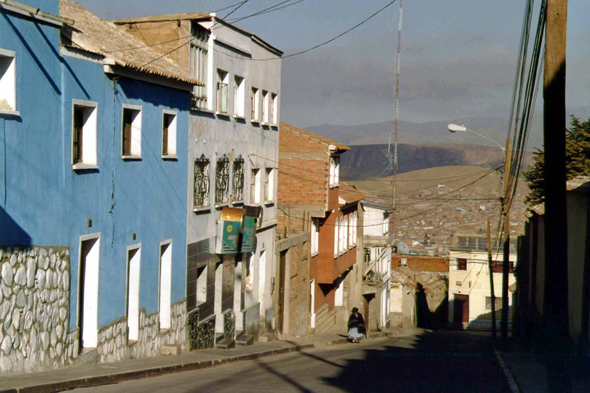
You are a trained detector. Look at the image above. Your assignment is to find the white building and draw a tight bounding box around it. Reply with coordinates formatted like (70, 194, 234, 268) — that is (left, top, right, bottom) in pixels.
(360, 201, 393, 330)
(115, 12, 282, 349)
(448, 233, 516, 330)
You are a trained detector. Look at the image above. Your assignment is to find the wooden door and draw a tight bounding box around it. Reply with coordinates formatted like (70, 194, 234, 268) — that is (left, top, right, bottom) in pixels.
(453, 294, 469, 323)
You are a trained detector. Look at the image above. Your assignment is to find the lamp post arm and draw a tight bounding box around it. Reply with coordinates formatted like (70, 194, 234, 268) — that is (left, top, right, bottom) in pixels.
(465, 128, 506, 158)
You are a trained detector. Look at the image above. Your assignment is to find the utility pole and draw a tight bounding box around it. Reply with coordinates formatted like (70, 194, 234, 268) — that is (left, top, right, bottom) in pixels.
(501, 140, 511, 339)
(543, 0, 569, 340)
(487, 216, 496, 340)
(544, 0, 570, 390)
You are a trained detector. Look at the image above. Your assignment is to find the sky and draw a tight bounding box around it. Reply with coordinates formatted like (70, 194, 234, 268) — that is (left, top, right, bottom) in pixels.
(77, 0, 590, 128)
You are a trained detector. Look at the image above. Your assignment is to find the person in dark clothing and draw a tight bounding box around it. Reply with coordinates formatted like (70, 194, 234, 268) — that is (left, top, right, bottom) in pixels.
(347, 307, 366, 343)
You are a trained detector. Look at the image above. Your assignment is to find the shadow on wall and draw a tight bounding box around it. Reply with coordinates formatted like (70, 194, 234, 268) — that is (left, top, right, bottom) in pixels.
(416, 282, 448, 329)
(0, 206, 31, 245)
(467, 306, 514, 331)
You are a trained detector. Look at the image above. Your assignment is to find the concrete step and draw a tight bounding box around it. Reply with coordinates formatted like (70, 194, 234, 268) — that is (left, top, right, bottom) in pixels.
(215, 339, 235, 350)
(259, 333, 274, 343)
(215, 333, 225, 344)
(236, 334, 254, 346)
(161, 344, 181, 356)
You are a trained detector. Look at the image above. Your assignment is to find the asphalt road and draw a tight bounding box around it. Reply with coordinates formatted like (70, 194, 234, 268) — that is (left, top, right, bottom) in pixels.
(72, 330, 510, 393)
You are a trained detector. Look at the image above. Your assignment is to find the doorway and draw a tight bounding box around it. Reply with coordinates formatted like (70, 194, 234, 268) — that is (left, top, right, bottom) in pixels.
(453, 294, 470, 326)
(79, 236, 100, 350)
(127, 246, 141, 342)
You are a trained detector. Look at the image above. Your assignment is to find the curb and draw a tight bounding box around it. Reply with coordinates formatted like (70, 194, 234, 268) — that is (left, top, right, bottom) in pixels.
(7, 344, 315, 393)
(493, 347, 520, 393)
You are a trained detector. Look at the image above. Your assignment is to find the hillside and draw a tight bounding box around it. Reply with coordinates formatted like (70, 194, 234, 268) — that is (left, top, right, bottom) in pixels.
(349, 166, 528, 255)
(341, 143, 526, 180)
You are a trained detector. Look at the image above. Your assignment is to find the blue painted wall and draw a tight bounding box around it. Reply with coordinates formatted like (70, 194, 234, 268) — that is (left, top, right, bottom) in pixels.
(1, 7, 189, 331)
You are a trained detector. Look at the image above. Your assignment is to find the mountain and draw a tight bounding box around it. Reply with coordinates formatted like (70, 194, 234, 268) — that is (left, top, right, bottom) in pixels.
(341, 143, 528, 180)
(307, 108, 590, 151)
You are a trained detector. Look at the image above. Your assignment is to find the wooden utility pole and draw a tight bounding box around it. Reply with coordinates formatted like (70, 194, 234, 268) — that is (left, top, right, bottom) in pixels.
(544, 0, 570, 390)
(487, 216, 497, 340)
(543, 0, 569, 341)
(501, 140, 511, 339)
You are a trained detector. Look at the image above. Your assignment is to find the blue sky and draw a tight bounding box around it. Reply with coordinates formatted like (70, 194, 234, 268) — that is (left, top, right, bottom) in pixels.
(77, 0, 590, 127)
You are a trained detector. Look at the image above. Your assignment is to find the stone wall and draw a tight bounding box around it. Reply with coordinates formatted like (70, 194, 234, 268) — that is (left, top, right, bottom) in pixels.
(0, 246, 73, 373)
(223, 310, 235, 341)
(196, 315, 215, 349)
(97, 300, 187, 363)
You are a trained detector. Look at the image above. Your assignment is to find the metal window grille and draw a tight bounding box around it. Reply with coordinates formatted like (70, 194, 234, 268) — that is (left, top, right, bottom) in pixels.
(194, 155, 210, 208)
(232, 156, 244, 201)
(216, 154, 230, 204)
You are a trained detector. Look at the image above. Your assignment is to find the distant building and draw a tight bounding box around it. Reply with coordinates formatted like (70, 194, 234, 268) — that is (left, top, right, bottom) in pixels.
(448, 233, 517, 330)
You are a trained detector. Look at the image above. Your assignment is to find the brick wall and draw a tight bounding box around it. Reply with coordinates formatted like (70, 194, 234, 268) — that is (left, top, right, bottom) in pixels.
(278, 157, 327, 207)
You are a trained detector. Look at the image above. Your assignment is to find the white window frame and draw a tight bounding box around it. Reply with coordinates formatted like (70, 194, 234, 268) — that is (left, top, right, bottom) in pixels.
(334, 216, 339, 258)
(72, 99, 98, 170)
(270, 93, 278, 125)
(162, 110, 177, 159)
(329, 155, 340, 187)
(348, 214, 354, 249)
(233, 75, 245, 118)
(383, 214, 389, 236)
(264, 167, 274, 203)
(216, 69, 229, 115)
(121, 103, 142, 159)
(251, 168, 261, 204)
(189, 22, 209, 109)
(311, 218, 319, 256)
(0, 48, 17, 116)
(261, 90, 269, 124)
(251, 87, 260, 123)
(343, 215, 349, 252)
(353, 212, 358, 246)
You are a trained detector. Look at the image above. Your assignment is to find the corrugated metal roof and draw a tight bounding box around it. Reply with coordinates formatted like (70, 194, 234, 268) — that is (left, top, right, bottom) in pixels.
(280, 122, 350, 152)
(60, 0, 202, 86)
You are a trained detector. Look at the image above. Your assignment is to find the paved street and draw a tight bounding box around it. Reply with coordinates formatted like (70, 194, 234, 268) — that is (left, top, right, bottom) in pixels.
(72, 330, 509, 393)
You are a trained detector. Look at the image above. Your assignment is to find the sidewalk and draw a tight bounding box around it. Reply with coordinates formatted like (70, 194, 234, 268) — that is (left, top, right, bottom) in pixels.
(0, 330, 403, 393)
(494, 339, 590, 393)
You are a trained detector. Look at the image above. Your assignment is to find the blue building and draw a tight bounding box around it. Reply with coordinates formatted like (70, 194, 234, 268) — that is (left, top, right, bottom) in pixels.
(0, 0, 199, 373)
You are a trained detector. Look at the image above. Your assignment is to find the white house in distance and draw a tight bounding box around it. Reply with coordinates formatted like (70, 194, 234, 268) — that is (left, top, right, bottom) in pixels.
(360, 199, 393, 331)
(448, 233, 517, 330)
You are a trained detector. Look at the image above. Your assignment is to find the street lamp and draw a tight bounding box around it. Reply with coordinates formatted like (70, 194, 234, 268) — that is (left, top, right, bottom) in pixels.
(446, 123, 511, 340)
(447, 124, 506, 157)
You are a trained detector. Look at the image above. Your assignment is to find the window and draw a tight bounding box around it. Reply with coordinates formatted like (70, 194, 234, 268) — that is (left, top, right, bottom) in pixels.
(264, 168, 274, 202)
(261, 90, 268, 124)
(190, 23, 209, 109)
(216, 69, 229, 114)
(491, 261, 515, 273)
(215, 154, 230, 205)
(194, 155, 210, 209)
(457, 258, 467, 271)
(311, 218, 319, 255)
(72, 100, 98, 169)
(349, 214, 354, 248)
(162, 111, 177, 158)
(196, 265, 207, 304)
(329, 155, 340, 186)
(270, 93, 278, 125)
(159, 241, 172, 330)
(342, 216, 348, 253)
(383, 214, 389, 235)
(232, 155, 245, 202)
(0, 48, 16, 114)
(334, 217, 339, 258)
(353, 212, 357, 245)
(122, 105, 142, 158)
(233, 76, 245, 117)
(251, 87, 259, 122)
(485, 296, 503, 311)
(251, 168, 261, 204)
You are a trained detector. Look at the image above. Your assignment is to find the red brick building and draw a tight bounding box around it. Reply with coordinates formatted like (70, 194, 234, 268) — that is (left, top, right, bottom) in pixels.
(278, 123, 364, 333)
